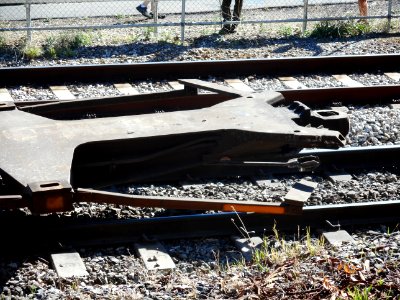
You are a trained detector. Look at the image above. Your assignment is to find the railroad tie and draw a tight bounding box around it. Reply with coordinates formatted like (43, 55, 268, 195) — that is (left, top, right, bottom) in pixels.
(113, 83, 140, 95)
(385, 73, 400, 108)
(0, 88, 14, 102)
(50, 85, 76, 100)
(225, 79, 254, 92)
(332, 75, 364, 87)
(323, 230, 355, 247)
(134, 241, 176, 271)
(168, 81, 184, 90)
(51, 252, 89, 278)
(278, 77, 307, 89)
(384, 72, 400, 82)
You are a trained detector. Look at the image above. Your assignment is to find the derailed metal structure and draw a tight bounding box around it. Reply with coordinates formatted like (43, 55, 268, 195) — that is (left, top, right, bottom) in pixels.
(0, 79, 349, 215)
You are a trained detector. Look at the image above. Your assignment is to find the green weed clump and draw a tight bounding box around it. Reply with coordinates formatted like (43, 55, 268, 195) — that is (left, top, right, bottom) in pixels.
(21, 45, 43, 60)
(309, 20, 371, 38)
(0, 35, 6, 50)
(252, 225, 325, 270)
(43, 32, 93, 58)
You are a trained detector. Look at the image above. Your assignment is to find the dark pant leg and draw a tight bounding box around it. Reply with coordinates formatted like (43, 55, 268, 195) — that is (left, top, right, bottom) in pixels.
(221, 0, 233, 21)
(233, 0, 243, 20)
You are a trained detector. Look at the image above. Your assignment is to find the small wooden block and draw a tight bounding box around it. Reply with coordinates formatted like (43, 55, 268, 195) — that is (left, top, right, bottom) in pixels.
(135, 241, 175, 271)
(0, 88, 14, 102)
(323, 230, 355, 246)
(332, 75, 364, 87)
(284, 179, 318, 206)
(232, 236, 263, 261)
(114, 83, 139, 95)
(278, 77, 307, 89)
(225, 79, 254, 92)
(50, 85, 76, 100)
(385, 72, 400, 82)
(168, 81, 184, 90)
(252, 175, 281, 187)
(326, 171, 353, 182)
(51, 252, 88, 278)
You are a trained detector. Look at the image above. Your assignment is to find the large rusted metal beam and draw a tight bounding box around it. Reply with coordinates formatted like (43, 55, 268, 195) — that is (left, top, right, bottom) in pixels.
(0, 80, 348, 214)
(75, 189, 302, 215)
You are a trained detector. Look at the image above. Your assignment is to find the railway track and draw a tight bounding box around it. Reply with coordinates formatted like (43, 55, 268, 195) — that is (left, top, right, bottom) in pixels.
(0, 54, 399, 106)
(1, 54, 400, 299)
(1, 53, 399, 213)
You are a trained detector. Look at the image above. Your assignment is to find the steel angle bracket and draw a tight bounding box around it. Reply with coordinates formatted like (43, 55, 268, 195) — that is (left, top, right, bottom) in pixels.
(0, 79, 348, 214)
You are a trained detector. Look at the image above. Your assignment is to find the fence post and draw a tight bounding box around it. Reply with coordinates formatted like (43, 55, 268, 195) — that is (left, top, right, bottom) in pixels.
(302, 0, 308, 34)
(387, 0, 392, 32)
(153, 0, 159, 38)
(181, 0, 186, 42)
(25, 0, 32, 42)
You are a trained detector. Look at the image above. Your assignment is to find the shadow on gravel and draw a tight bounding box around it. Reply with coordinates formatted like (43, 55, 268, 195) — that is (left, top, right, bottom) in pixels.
(1, 32, 400, 66)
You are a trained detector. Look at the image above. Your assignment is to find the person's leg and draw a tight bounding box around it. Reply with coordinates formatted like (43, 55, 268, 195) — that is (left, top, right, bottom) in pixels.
(221, 0, 233, 21)
(140, 0, 151, 8)
(233, 0, 243, 20)
(220, 0, 233, 33)
(230, 0, 243, 32)
(358, 0, 368, 17)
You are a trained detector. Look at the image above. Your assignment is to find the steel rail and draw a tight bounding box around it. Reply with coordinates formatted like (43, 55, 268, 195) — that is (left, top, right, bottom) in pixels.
(1, 200, 400, 255)
(12, 85, 400, 109)
(0, 54, 400, 86)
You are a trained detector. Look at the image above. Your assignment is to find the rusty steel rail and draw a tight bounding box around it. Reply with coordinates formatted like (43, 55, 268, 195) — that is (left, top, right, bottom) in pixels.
(0, 54, 400, 86)
(1, 200, 400, 255)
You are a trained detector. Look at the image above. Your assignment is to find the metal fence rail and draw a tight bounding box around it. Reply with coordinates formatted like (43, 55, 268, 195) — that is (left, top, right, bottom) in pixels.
(0, 0, 399, 41)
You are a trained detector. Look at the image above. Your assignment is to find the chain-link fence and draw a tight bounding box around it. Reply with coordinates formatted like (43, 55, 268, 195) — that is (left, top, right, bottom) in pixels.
(0, 0, 399, 41)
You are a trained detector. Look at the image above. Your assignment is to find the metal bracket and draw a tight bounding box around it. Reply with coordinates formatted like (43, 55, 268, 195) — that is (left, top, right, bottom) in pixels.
(0, 101, 15, 111)
(28, 181, 73, 214)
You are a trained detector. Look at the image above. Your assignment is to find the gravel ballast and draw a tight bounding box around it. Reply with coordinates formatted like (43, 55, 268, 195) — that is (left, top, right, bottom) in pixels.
(1, 10, 400, 300)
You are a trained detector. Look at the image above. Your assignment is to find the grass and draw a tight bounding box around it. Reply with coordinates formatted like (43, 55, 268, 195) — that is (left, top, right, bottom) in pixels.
(0, 31, 96, 60)
(308, 20, 371, 38)
(0, 35, 6, 50)
(21, 45, 43, 59)
(277, 25, 301, 38)
(252, 224, 325, 270)
(43, 32, 93, 58)
(347, 286, 372, 300)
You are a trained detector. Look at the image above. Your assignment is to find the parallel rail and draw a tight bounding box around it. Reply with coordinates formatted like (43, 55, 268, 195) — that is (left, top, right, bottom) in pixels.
(0, 54, 400, 85)
(1, 200, 400, 254)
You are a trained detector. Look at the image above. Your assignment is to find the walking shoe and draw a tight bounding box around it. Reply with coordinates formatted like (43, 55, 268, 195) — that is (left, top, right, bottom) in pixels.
(136, 5, 152, 19)
(219, 24, 232, 34)
(149, 12, 166, 19)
